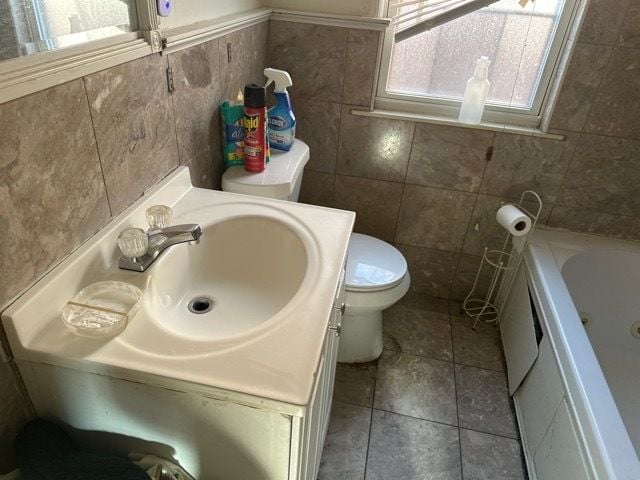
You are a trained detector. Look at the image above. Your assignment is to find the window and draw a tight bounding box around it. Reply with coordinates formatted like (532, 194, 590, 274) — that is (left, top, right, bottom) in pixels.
(0, 0, 139, 61)
(377, 0, 579, 127)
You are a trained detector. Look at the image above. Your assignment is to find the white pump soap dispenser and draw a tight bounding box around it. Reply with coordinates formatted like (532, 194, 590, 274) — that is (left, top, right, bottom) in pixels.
(458, 56, 491, 125)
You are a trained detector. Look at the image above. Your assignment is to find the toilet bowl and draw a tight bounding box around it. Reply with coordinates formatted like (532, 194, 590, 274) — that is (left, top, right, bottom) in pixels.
(338, 233, 410, 363)
(221, 140, 411, 363)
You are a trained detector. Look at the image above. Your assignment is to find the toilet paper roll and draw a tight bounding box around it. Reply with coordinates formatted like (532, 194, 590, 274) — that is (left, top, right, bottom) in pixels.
(496, 204, 532, 237)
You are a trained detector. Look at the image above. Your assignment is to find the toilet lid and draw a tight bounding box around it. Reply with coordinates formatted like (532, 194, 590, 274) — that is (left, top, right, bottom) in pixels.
(345, 233, 408, 292)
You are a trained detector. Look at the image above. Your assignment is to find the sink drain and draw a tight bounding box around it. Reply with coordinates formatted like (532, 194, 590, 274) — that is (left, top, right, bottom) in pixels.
(631, 321, 640, 339)
(188, 297, 214, 314)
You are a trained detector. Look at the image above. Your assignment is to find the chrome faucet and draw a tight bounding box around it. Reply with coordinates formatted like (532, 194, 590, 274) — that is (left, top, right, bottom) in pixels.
(117, 205, 202, 272)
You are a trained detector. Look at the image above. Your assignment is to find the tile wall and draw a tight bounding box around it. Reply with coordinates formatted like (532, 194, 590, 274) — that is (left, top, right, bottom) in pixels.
(269, 0, 640, 301)
(0, 21, 268, 471)
(0, 0, 638, 469)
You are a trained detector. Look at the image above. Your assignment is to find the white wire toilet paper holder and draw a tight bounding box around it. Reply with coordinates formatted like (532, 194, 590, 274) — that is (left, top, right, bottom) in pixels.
(462, 190, 542, 330)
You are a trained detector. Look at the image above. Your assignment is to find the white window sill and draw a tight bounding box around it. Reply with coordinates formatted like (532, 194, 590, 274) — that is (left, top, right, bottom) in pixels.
(350, 109, 566, 140)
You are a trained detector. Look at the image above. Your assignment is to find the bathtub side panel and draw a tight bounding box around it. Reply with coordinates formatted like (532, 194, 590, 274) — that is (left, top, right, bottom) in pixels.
(533, 399, 591, 480)
(514, 336, 565, 455)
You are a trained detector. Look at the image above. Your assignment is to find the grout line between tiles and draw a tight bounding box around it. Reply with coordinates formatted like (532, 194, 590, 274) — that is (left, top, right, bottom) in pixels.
(330, 100, 352, 208)
(81, 76, 113, 218)
(363, 372, 376, 480)
(578, 42, 617, 135)
(371, 407, 520, 442)
(165, 54, 183, 169)
(391, 122, 418, 244)
(448, 307, 465, 480)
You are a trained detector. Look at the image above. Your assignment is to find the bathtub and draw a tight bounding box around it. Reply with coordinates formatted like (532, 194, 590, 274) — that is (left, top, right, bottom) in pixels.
(503, 228, 640, 479)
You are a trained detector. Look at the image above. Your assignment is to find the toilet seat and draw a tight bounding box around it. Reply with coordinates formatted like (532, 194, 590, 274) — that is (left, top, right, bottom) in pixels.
(345, 233, 408, 292)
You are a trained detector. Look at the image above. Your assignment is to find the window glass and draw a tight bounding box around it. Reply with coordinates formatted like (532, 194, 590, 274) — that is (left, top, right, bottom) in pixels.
(0, 0, 138, 61)
(387, 0, 564, 108)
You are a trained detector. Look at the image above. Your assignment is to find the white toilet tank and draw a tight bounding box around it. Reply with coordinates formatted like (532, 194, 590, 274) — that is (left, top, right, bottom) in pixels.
(221, 140, 310, 201)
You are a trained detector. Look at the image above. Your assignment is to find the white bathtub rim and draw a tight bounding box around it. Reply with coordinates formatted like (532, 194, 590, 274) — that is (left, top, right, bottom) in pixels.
(525, 230, 640, 480)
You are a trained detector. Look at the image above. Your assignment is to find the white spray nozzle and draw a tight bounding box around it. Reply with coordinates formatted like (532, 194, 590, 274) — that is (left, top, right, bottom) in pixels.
(264, 67, 293, 92)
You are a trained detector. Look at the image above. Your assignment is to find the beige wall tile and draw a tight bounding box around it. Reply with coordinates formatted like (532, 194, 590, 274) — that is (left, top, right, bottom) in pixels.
(168, 39, 223, 189)
(397, 245, 458, 298)
(84, 54, 179, 215)
(295, 99, 342, 173)
(449, 254, 493, 302)
(268, 20, 348, 102)
(0, 79, 111, 306)
(220, 22, 269, 100)
(343, 29, 380, 107)
(300, 170, 335, 208)
(462, 195, 508, 256)
(462, 194, 551, 256)
(407, 124, 493, 192)
(480, 132, 577, 203)
(337, 106, 414, 182)
(578, 0, 629, 45)
(585, 47, 640, 140)
(557, 134, 640, 216)
(181, 151, 222, 190)
(334, 175, 403, 242)
(618, 2, 640, 47)
(549, 43, 612, 132)
(396, 185, 476, 252)
(548, 206, 640, 240)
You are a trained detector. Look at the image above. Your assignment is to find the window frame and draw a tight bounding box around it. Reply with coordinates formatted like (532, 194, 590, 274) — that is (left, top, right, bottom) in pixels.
(375, 0, 582, 128)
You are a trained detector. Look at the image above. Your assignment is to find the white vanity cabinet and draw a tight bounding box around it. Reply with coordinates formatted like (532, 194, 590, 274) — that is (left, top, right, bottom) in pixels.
(3, 168, 356, 480)
(16, 272, 346, 480)
(294, 268, 344, 480)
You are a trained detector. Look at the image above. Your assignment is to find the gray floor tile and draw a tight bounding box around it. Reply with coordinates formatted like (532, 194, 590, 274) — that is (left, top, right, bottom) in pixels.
(367, 410, 462, 480)
(374, 350, 457, 425)
(398, 291, 451, 313)
(451, 315, 504, 372)
(333, 362, 377, 408)
(318, 400, 371, 480)
(460, 429, 526, 480)
(383, 305, 453, 361)
(455, 364, 518, 438)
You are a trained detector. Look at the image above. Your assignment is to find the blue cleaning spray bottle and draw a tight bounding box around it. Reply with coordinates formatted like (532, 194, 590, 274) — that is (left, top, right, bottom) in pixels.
(264, 68, 296, 152)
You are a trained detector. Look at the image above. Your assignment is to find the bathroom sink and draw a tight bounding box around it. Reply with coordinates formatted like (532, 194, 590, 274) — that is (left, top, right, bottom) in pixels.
(147, 216, 307, 341)
(2, 167, 355, 405)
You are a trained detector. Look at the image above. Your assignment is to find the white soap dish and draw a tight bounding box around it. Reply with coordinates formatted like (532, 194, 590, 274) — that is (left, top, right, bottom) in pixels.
(61, 281, 142, 338)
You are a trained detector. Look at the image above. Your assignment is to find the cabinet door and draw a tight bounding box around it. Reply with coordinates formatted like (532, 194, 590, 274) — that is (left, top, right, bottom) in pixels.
(324, 267, 345, 434)
(297, 266, 346, 480)
(302, 351, 326, 480)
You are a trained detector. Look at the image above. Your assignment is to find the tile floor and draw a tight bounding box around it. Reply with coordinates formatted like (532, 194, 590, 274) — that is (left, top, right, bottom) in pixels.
(318, 293, 528, 480)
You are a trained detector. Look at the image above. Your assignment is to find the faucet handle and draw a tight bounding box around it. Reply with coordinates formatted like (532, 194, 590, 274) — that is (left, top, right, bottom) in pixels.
(118, 228, 148, 261)
(146, 205, 173, 230)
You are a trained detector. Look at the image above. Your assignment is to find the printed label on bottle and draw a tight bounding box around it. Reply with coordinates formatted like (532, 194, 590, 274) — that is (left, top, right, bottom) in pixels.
(244, 109, 266, 172)
(268, 115, 287, 130)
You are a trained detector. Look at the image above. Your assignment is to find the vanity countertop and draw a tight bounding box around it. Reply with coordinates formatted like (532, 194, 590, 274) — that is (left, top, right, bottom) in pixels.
(2, 167, 355, 410)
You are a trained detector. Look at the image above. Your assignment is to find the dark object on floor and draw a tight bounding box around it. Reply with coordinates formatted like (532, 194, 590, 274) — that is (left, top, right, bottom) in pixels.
(15, 419, 148, 480)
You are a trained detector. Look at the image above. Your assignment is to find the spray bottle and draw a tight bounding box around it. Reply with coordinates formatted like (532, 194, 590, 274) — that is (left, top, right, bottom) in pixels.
(264, 68, 296, 152)
(458, 56, 491, 125)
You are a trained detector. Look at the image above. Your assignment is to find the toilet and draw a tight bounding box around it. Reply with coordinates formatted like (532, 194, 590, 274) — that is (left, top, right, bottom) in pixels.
(222, 139, 410, 363)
